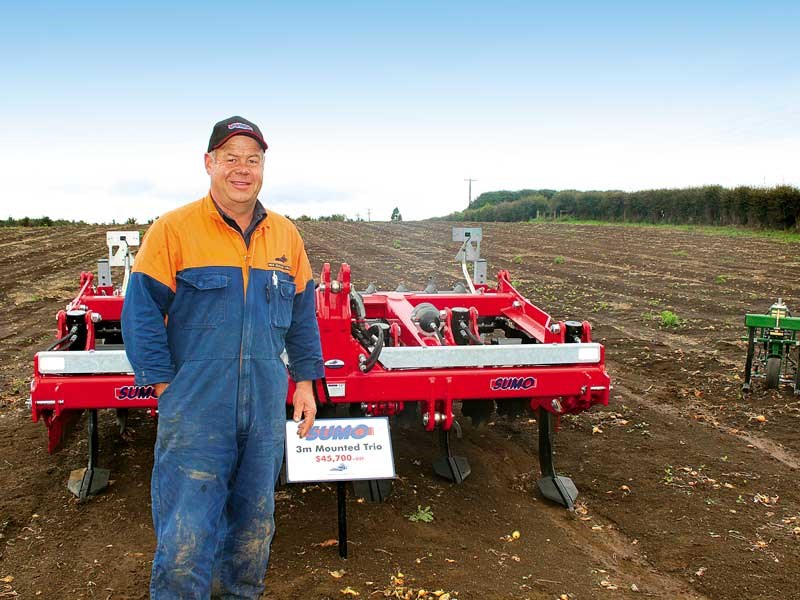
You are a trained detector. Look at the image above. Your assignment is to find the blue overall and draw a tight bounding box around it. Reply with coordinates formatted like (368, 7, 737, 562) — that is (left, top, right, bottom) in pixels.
(121, 196, 323, 599)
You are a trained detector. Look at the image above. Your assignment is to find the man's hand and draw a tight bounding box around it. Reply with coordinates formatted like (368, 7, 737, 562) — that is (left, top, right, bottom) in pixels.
(292, 380, 317, 438)
(154, 382, 169, 397)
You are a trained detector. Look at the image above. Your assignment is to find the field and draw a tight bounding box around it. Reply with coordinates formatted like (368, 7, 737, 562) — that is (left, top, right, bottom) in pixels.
(1, 221, 799, 600)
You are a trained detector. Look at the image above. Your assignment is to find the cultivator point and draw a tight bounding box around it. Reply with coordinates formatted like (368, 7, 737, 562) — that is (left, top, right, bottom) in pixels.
(31, 227, 610, 507)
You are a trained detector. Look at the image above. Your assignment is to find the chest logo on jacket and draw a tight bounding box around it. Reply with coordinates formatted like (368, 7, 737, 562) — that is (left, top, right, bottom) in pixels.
(268, 255, 292, 272)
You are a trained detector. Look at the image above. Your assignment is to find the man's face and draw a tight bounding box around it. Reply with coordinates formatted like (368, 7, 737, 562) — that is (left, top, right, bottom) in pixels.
(204, 135, 265, 210)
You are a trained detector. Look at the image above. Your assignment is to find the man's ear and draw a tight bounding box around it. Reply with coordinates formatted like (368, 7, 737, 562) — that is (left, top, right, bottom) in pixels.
(204, 153, 214, 175)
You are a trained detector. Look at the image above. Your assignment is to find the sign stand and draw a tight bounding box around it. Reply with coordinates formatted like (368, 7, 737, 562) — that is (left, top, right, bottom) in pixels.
(285, 417, 396, 560)
(337, 481, 348, 558)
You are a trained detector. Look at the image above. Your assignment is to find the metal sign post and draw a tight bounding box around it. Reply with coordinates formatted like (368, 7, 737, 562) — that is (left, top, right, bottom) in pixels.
(337, 481, 348, 558)
(285, 417, 396, 559)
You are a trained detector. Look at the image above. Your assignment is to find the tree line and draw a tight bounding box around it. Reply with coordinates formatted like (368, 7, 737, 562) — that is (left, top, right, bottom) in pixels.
(2, 216, 67, 227)
(438, 186, 800, 230)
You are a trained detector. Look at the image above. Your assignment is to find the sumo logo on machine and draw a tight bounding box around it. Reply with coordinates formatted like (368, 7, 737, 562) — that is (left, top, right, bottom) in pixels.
(115, 385, 158, 400)
(490, 376, 536, 391)
(305, 424, 375, 441)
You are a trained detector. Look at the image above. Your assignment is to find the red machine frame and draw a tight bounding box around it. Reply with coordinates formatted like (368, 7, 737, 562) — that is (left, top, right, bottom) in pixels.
(31, 245, 610, 507)
(312, 263, 608, 422)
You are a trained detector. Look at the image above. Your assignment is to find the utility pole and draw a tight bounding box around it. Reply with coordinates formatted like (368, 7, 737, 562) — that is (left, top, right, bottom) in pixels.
(464, 178, 477, 208)
(367, 208, 371, 222)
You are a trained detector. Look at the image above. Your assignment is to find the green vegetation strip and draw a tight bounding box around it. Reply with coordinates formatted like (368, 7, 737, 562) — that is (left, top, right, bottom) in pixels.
(549, 219, 800, 244)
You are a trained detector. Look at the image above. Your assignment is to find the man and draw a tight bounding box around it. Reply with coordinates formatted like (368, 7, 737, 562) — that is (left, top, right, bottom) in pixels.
(121, 116, 324, 599)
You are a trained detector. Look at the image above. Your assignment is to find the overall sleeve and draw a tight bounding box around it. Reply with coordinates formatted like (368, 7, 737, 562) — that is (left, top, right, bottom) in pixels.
(285, 237, 324, 382)
(121, 220, 178, 386)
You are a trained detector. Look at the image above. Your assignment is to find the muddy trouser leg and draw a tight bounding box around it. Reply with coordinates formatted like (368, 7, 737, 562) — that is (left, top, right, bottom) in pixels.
(213, 423, 284, 599)
(150, 418, 237, 599)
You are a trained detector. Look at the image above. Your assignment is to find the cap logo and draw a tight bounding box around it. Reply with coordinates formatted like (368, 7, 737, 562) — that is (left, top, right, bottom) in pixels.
(228, 122, 254, 132)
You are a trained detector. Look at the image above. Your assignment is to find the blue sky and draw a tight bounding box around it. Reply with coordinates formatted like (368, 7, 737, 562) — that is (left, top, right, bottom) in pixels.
(2, 1, 798, 222)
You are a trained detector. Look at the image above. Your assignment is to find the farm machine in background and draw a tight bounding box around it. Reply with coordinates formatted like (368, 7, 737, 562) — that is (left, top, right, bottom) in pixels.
(743, 299, 800, 394)
(30, 227, 611, 508)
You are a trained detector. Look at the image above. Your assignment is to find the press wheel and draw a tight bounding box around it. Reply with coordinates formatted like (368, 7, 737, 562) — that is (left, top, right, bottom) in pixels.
(766, 356, 781, 389)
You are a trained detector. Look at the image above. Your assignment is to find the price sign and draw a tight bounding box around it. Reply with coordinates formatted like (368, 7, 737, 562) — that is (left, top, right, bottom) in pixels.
(285, 417, 396, 483)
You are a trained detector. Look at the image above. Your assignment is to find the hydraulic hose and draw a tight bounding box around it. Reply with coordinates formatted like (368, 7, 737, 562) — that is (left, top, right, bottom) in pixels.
(362, 325, 385, 373)
(46, 325, 79, 351)
(350, 290, 373, 347)
(463, 326, 484, 345)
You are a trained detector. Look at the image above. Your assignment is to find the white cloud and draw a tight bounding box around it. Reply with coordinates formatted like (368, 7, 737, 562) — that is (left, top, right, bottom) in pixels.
(4, 134, 796, 224)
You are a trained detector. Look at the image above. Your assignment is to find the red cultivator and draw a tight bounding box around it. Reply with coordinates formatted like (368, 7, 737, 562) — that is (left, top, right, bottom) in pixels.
(30, 227, 610, 507)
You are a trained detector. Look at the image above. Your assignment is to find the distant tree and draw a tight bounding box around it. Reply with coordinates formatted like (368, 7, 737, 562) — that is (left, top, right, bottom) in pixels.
(391, 207, 402, 222)
(125, 217, 137, 225)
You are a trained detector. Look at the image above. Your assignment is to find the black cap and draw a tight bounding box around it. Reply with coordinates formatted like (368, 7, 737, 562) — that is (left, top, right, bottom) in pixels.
(207, 116, 268, 152)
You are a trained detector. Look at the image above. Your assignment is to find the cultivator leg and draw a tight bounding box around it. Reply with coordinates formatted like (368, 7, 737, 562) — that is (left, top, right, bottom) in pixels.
(67, 409, 110, 501)
(794, 356, 800, 395)
(116, 408, 128, 435)
(536, 407, 578, 509)
(742, 326, 755, 392)
(352, 479, 394, 503)
(432, 421, 471, 484)
(461, 400, 494, 427)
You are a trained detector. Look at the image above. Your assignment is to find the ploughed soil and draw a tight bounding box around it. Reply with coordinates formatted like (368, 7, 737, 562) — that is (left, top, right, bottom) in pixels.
(1, 221, 799, 600)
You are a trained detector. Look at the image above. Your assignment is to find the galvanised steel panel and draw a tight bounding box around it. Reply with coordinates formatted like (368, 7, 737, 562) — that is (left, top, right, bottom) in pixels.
(37, 350, 133, 374)
(376, 343, 601, 370)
